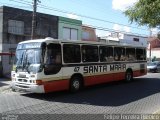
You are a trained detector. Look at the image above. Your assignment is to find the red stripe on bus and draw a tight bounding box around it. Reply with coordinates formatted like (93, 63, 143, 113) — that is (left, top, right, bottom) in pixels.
(43, 80, 69, 93)
(84, 72, 126, 86)
(42, 70, 146, 93)
(133, 70, 147, 77)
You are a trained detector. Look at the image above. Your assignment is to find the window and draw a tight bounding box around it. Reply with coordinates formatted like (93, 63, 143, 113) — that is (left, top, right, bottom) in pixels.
(71, 29, 78, 40)
(126, 48, 135, 61)
(136, 48, 145, 60)
(44, 43, 61, 75)
(133, 38, 139, 42)
(114, 47, 126, 61)
(63, 27, 78, 40)
(8, 20, 24, 35)
(99, 46, 114, 62)
(63, 44, 81, 63)
(82, 45, 99, 62)
(82, 31, 90, 40)
(143, 49, 146, 60)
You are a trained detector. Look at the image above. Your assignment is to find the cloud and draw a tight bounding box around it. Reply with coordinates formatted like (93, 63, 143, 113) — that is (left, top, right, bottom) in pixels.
(150, 28, 158, 35)
(112, 0, 138, 11)
(113, 24, 130, 32)
(66, 14, 79, 20)
(113, 24, 121, 31)
(96, 30, 109, 37)
(123, 26, 130, 32)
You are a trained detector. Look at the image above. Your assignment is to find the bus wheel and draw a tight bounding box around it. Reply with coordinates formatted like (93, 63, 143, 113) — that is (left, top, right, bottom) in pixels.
(70, 76, 82, 93)
(125, 70, 133, 82)
(11, 88, 16, 92)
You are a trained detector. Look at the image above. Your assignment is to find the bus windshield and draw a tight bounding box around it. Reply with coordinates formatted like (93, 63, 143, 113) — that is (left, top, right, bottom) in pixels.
(15, 48, 42, 73)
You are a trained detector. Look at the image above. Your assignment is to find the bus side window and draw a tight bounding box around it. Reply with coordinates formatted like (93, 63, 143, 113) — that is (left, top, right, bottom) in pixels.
(63, 44, 81, 63)
(136, 48, 144, 60)
(55, 53, 61, 64)
(44, 43, 61, 75)
(82, 45, 98, 62)
(99, 46, 106, 62)
(114, 47, 121, 61)
(100, 46, 114, 62)
(126, 48, 136, 61)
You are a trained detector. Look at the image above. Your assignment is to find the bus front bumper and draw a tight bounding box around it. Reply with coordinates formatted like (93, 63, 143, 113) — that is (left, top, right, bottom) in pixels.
(10, 81, 45, 93)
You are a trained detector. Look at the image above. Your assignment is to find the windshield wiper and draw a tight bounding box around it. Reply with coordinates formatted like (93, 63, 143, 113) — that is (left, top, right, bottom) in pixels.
(16, 52, 25, 72)
(22, 50, 31, 73)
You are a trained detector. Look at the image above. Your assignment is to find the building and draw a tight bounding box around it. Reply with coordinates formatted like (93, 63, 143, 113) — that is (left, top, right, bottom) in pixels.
(119, 33, 148, 47)
(82, 25, 97, 41)
(147, 37, 160, 61)
(58, 16, 82, 40)
(0, 6, 82, 77)
(98, 32, 148, 47)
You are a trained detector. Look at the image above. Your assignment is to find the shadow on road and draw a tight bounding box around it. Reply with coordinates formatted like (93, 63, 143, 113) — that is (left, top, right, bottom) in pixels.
(0, 82, 9, 87)
(22, 78, 160, 107)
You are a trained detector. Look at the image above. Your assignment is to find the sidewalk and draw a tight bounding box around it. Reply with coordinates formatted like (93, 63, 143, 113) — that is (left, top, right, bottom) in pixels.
(0, 78, 11, 93)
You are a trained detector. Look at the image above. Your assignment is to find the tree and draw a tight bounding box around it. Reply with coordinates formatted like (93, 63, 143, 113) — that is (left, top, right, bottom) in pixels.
(124, 0, 160, 28)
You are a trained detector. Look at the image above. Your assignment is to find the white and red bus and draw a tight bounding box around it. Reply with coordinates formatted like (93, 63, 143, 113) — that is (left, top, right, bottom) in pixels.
(11, 37, 147, 93)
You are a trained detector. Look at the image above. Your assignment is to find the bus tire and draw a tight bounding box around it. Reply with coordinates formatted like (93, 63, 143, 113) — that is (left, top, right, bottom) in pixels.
(11, 88, 16, 92)
(125, 70, 133, 82)
(70, 76, 82, 93)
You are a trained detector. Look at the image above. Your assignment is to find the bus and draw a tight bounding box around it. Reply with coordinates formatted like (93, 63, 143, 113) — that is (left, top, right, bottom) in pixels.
(11, 37, 147, 93)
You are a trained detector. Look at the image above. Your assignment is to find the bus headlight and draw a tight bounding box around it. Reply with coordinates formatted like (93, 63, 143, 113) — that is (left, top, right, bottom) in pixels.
(36, 80, 43, 85)
(30, 75, 36, 78)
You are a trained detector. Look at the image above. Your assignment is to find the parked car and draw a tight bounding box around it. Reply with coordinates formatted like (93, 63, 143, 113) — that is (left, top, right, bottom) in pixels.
(147, 61, 160, 73)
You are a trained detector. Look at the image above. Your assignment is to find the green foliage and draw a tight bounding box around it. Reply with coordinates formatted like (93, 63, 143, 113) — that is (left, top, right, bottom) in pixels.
(124, 0, 160, 28)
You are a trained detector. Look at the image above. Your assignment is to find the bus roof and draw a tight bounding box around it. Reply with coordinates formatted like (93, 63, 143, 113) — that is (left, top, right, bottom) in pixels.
(18, 37, 146, 48)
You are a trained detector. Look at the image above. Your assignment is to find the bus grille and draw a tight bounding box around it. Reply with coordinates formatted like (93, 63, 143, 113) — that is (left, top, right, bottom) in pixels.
(18, 79, 28, 82)
(16, 85, 29, 88)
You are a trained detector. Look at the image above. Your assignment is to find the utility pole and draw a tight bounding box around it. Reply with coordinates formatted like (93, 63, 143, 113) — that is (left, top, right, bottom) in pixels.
(149, 29, 152, 62)
(31, 0, 40, 39)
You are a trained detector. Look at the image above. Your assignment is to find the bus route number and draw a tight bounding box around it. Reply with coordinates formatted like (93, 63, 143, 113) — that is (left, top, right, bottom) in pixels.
(74, 67, 80, 72)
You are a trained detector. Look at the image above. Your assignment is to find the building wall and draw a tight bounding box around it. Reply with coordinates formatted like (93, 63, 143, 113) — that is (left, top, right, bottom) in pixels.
(120, 34, 148, 47)
(147, 37, 160, 61)
(147, 48, 160, 60)
(3, 6, 58, 42)
(58, 17, 82, 40)
(82, 25, 97, 41)
(0, 8, 3, 76)
(0, 8, 3, 53)
(150, 38, 160, 48)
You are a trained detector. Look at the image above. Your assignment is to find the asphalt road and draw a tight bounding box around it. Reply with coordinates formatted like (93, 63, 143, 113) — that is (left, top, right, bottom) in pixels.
(0, 73, 160, 119)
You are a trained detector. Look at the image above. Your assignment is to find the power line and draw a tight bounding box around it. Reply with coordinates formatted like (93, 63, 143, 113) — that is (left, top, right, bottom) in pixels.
(88, 25, 148, 37)
(0, 2, 31, 9)
(1, 0, 149, 36)
(38, 4, 147, 31)
(9, 0, 147, 32)
(38, 4, 149, 36)
(9, 0, 32, 6)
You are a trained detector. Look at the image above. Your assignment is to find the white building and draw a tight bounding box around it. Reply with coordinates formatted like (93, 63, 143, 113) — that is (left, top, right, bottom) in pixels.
(147, 48, 160, 60)
(99, 32, 148, 47)
(119, 33, 148, 47)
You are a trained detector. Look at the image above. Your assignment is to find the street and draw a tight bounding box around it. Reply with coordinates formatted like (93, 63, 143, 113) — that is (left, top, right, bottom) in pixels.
(0, 73, 160, 119)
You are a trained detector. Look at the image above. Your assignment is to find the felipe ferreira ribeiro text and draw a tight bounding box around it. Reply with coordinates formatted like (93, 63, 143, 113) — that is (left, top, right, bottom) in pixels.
(104, 114, 160, 120)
